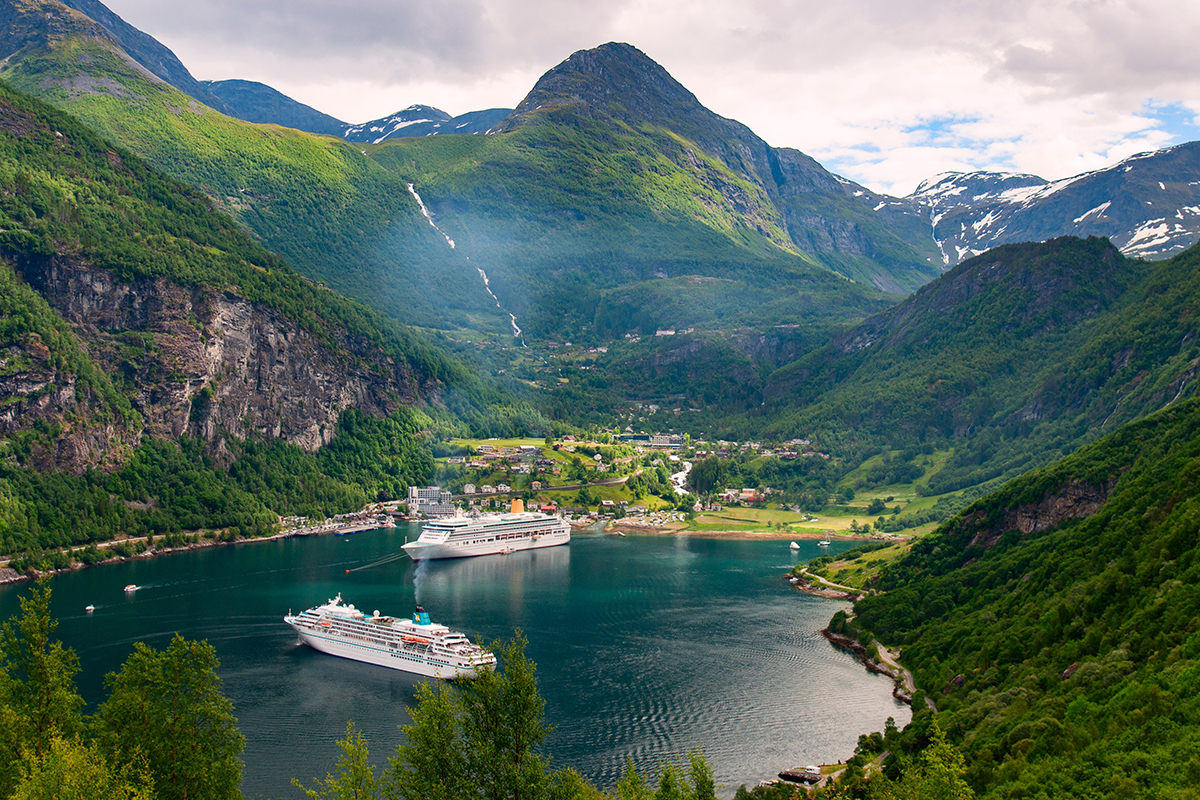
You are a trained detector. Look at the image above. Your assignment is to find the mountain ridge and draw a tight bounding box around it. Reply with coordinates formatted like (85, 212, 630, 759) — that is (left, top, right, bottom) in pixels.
(21, 0, 1200, 280)
(54, 0, 233, 114)
(344, 104, 511, 142)
(743, 234, 1200, 493)
(0, 80, 463, 472)
(900, 143, 1200, 264)
(201, 78, 347, 136)
(496, 42, 945, 293)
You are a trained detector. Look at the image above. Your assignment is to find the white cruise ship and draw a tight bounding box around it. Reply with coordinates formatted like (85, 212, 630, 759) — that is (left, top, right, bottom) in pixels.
(284, 594, 495, 678)
(402, 499, 570, 561)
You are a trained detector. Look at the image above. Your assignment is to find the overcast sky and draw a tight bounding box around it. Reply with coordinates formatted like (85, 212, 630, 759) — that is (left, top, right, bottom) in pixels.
(102, 0, 1200, 196)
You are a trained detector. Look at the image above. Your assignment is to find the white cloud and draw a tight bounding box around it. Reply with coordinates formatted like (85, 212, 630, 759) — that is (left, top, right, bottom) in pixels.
(100, 0, 1200, 195)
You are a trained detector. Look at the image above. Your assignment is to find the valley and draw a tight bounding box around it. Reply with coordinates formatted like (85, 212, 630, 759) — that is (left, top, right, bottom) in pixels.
(1, 1, 1200, 798)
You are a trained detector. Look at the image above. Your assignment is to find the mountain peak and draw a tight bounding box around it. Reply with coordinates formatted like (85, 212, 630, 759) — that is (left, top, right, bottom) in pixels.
(342, 105, 510, 143)
(494, 42, 703, 133)
(54, 0, 234, 113)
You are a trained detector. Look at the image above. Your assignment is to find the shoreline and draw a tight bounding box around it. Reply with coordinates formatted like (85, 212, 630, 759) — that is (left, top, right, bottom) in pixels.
(820, 629, 915, 706)
(3, 517, 901, 587)
(603, 524, 897, 543)
(0, 519, 401, 587)
(786, 572, 861, 601)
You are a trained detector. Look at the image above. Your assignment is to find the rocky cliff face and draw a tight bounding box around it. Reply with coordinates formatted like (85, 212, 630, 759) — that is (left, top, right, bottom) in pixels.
(0, 327, 138, 472)
(13, 253, 430, 463)
(959, 477, 1118, 549)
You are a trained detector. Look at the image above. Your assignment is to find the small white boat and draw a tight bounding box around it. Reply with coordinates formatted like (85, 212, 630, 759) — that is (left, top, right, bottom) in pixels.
(789, 541, 800, 550)
(124, 584, 137, 593)
(85, 605, 95, 613)
(817, 540, 831, 547)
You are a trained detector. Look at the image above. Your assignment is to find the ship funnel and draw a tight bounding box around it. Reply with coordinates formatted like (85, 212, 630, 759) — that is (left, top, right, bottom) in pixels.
(511, 498, 524, 513)
(413, 606, 431, 626)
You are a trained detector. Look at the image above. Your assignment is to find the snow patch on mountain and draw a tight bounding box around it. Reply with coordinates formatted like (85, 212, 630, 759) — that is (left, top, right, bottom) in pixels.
(903, 143, 1200, 266)
(1074, 203, 1111, 224)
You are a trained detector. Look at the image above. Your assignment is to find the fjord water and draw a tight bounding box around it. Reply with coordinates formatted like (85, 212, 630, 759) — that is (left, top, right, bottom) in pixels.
(0, 527, 908, 797)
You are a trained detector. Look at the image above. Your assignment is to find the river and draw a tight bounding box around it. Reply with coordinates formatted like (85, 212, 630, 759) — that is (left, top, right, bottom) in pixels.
(0, 526, 908, 798)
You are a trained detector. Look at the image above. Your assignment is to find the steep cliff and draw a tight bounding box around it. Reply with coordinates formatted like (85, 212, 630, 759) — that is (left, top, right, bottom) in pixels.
(0, 257, 139, 472)
(0, 79, 460, 473)
(13, 253, 430, 455)
(958, 476, 1118, 549)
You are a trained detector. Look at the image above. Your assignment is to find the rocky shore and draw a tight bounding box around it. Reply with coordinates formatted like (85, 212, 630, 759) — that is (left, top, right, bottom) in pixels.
(820, 629, 915, 706)
(786, 571, 862, 600)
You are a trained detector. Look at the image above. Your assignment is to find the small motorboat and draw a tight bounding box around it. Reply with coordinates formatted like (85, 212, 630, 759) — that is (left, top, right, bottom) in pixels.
(85, 604, 95, 613)
(789, 541, 800, 550)
(817, 540, 831, 547)
(124, 584, 137, 593)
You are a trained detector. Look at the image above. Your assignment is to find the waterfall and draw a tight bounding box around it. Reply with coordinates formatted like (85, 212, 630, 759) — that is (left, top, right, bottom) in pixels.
(407, 183, 525, 345)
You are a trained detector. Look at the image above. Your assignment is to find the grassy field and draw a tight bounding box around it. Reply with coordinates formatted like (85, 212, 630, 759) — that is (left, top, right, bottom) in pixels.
(690, 506, 870, 535)
(809, 540, 913, 589)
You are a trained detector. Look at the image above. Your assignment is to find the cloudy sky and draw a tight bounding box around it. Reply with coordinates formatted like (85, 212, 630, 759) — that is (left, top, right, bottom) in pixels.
(102, 0, 1200, 196)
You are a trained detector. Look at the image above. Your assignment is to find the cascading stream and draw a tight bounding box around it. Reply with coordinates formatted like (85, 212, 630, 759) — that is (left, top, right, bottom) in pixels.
(406, 183, 525, 345)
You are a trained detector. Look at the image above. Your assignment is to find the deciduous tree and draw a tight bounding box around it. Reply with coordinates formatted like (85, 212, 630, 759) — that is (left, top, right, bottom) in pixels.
(11, 735, 153, 800)
(295, 722, 379, 800)
(0, 580, 84, 795)
(94, 634, 244, 800)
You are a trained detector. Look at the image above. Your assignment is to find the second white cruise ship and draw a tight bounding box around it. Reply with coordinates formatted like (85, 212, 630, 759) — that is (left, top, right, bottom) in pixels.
(285, 594, 495, 678)
(402, 499, 570, 561)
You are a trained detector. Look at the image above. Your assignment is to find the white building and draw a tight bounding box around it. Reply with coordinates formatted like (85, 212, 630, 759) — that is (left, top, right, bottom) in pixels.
(408, 485, 455, 516)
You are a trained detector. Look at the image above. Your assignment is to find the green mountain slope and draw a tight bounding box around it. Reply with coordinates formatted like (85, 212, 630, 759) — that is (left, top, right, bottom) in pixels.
(366, 44, 944, 340)
(368, 113, 899, 339)
(848, 396, 1200, 798)
(490, 43, 943, 289)
(0, 78, 457, 392)
(749, 236, 1200, 492)
(54, 0, 234, 114)
(0, 80, 548, 557)
(0, 0, 506, 334)
(2, 6, 940, 342)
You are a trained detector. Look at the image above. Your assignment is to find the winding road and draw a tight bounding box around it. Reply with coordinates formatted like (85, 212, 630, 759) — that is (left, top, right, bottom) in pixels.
(799, 567, 859, 593)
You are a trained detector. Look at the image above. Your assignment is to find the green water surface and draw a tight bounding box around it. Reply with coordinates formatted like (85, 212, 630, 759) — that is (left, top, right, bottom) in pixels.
(0, 526, 909, 798)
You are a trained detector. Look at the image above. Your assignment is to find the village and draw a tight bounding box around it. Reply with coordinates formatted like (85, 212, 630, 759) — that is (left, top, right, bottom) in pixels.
(262, 428, 940, 544)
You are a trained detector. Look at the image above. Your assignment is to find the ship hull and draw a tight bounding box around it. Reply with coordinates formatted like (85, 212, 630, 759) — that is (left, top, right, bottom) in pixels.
(402, 527, 570, 561)
(285, 619, 484, 679)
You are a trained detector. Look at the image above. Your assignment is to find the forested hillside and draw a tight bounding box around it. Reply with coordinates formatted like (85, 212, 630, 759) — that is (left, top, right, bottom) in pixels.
(0, 80, 550, 561)
(365, 43, 944, 341)
(0, 7, 942, 342)
(369, 119, 896, 341)
(740, 237, 1200, 490)
(844, 397, 1200, 798)
(0, 0, 506, 333)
